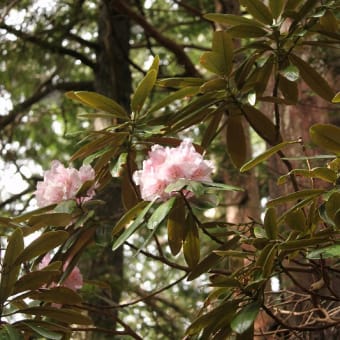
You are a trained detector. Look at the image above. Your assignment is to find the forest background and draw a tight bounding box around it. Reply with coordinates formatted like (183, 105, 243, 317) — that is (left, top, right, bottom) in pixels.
(0, 0, 339, 339)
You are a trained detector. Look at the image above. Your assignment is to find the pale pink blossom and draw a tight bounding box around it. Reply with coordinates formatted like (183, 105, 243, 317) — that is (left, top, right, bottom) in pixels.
(35, 160, 96, 207)
(133, 139, 214, 201)
(39, 254, 83, 292)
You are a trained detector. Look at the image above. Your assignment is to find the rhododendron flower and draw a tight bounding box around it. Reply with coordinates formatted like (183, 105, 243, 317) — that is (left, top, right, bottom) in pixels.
(39, 254, 83, 292)
(133, 139, 214, 201)
(36, 160, 96, 207)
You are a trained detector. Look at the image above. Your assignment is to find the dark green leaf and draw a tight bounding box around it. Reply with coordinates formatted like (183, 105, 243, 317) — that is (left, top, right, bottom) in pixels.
(227, 115, 247, 168)
(231, 301, 260, 334)
(285, 209, 306, 232)
(228, 25, 268, 38)
(267, 189, 325, 207)
(289, 54, 334, 101)
(307, 244, 340, 259)
(310, 124, 340, 154)
(204, 13, 264, 27)
(264, 207, 277, 240)
(240, 0, 273, 25)
(183, 215, 200, 269)
(20, 322, 62, 340)
(269, 0, 285, 19)
(147, 197, 176, 230)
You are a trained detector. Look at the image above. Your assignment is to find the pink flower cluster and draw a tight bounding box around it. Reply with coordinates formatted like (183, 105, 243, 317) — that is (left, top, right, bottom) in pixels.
(133, 139, 214, 201)
(36, 160, 96, 207)
(39, 254, 83, 292)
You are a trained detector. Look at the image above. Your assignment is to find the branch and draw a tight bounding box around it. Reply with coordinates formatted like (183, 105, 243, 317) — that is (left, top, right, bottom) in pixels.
(0, 23, 96, 69)
(112, 0, 200, 76)
(0, 80, 94, 130)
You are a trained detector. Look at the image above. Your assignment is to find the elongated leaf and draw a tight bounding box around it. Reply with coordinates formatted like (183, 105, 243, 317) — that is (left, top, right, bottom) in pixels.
(132, 69, 157, 114)
(156, 77, 204, 88)
(200, 52, 228, 76)
(149, 86, 199, 113)
(112, 201, 148, 237)
(28, 213, 74, 228)
(269, 0, 285, 19)
(228, 25, 268, 38)
(20, 307, 92, 325)
(28, 287, 82, 305)
(280, 237, 328, 250)
(183, 216, 200, 269)
(167, 198, 185, 255)
(13, 270, 60, 294)
(285, 209, 306, 232)
(289, 54, 334, 101)
(279, 74, 298, 103)
(15, 231, 69, 265)
(227, 115, 247, 168)
(1, 325, 23, 340)
(242, 105, 279, 144)
(212, 31, 233, 76)
(204, 13, 263, 27)
(201, 110, 223, 148)
(267, 189, 325, 207)
(332, 92, 340, 103)
(20, 322, 63, 340)
(0, 228, 24, 303)
(264, 207, 277, 240)
(231, 301, 260, 334)
(66, 91, 128, 119)
(147, 197, 176, 230)
(112, 199, 155, 251)
(240, 0, 273, 25)
(240, 140, 296, 172)
(200, 78, 226, 93)
(310, 124, 340, 155)
(307, 244, 340, 259)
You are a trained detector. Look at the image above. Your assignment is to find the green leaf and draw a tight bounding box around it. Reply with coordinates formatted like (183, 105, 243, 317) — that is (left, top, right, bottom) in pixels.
(204, 13, 264, 27)
(255, 243, 277, 278)
(280, 237, 328, 250)
(149, 86, 199, 113)
(200, 52, 228, 76)
(310, 124, 340, 155)
(242, 105, 279, 144)
(28, 213, 74, 228)
(281, 65, 299, 82)
(264, 207, 278, 240)
(269, 0, 285, 19)
(307, 244, 340, 259)
(228, 24, 268, 38)
(167, 198, 186, 256)
(0, 228, 24, 303)
(212, 31, 233, 76)
(240, 0, 273, 25)
(289, 54, 334, 101)
(325, 191, 340, 227)
(200, 78, 226, 93)
(112, 201, 148, 237)
(15, 231, 69, 265)
(19, 307, 92, 325)
(13, 270, 60, 294)
(20, 322, 63, 340)
(227, 115, 247, 168)
(231, 301, 260, 334)
(66, 91, 128, 119)
(1, 324, 23, 340)
(28, 287, 82, 305)
(279, 75, 298, 104)
(201, 181, 243, 192)
(156, 77, 204, 88)
(285, 209, 306, 232)
(183, 215, 200, 269)
(332, 92, 340, 103)
(267, 189, 325, 207)
(112, 199, 156, 251)
(240, 140, 296, 172)
(131, 69, 157, 114)
(147, 197, 176, 230)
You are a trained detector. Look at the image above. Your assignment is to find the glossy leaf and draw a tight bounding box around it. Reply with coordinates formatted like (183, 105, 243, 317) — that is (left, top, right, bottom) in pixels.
(332, 92, 340, 103)
(280, 237, 328, 251)
(28, 287, 82, 305)
(310, 124, 340, 155)
(201, 110, 223, 148)
(269, 0, 285, 19)
(264, 207, 278, 240)
(325, 191, 340, 227)
(131, 69, 157, 114)
(28, 213, 74, 228)
(200, 78, 226, 93)
(15, 231, 69, 265)
(231, 301, 260, 334)
(281, 65, 299, 82)
(227, 115, 247, 168)
(112, 201, 148, 237)
(156, 77, 204, 88)
(0, 325, 23, 340)
(183, 215, 200, 269)
(19, 307, 92, 325)
(255, 243, 277, 278)
(212, 31, 233, 76)
(0, 228, 24, 303)
(267, 189, 325, 207)
(149, 86, 199, 113)
(289, 54, 334, 101)
(228, 25, 268, 38)
(307, 244, 340, 259)
(66, 91, 128, 119)
(240, 0, 273, 25)
(147, 197, 176, 230)
(112, 199, 155, 251)
(279, 74, 298, 103)
(242, 105, 279, 144)
(20, 322, 63, 340)
(240, 141, 296, 172)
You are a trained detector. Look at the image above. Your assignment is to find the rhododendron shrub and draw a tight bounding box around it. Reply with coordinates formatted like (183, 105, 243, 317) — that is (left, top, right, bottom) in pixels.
(133, 139, 214, 201)
(35, 160, 96, 207)
(39, 254, 83, 292)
